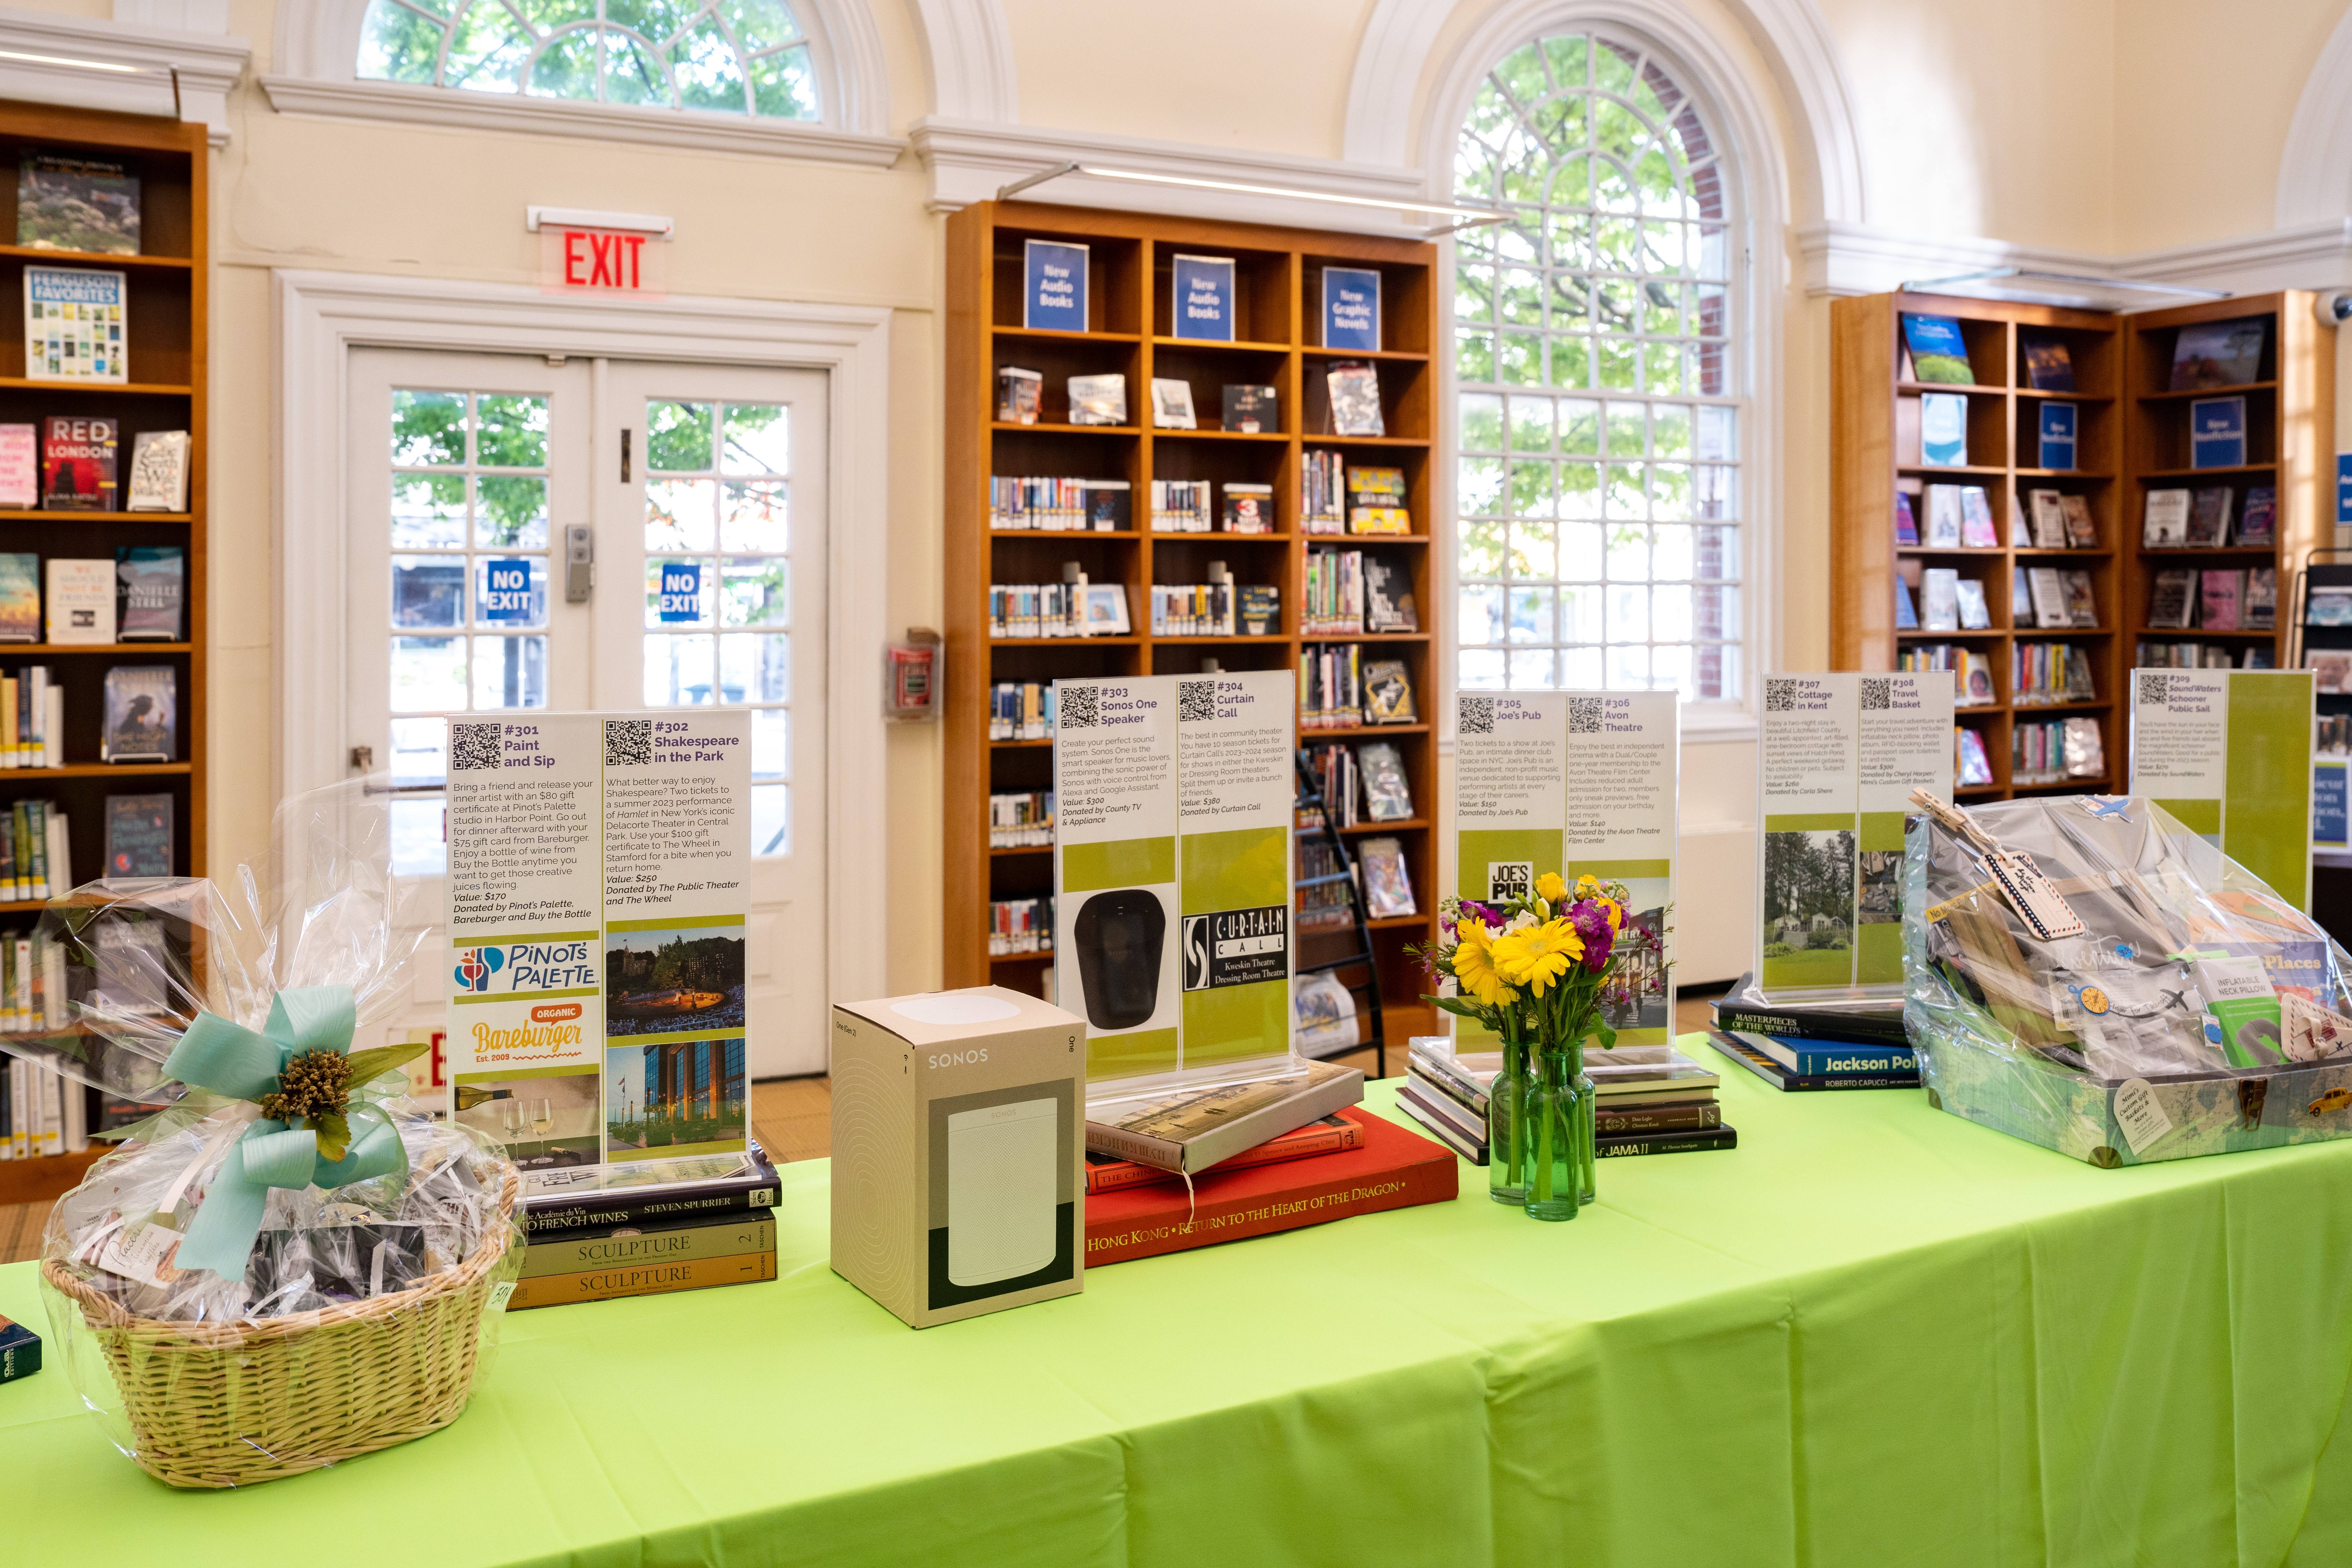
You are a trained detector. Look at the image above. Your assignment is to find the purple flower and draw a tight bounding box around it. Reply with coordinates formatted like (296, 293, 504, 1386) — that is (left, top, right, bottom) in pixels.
(1570, 900, 1616, 972)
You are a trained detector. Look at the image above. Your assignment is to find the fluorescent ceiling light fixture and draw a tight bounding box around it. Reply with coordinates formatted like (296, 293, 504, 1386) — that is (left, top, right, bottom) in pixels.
(995, 161, 1506, 226)
(0, 48, 146, 73)
(526, 206, 675, 237)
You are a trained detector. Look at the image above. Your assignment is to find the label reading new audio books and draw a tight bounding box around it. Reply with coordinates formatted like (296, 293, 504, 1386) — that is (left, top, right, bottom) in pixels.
(2131, 668, 2315, 909)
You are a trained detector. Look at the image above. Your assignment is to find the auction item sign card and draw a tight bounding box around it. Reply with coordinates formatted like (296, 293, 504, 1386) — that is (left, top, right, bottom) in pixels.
(1755, 673, 1953, 999)
(446, 712, 750, 1169)
(1055, 673, 1294, 1085)
(1454, 691, 1677, 1045)
(2130, 669, 2315, 909)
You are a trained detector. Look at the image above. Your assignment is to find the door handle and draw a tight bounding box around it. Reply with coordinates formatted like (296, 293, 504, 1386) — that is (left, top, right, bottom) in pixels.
(565, 524, 595, 602)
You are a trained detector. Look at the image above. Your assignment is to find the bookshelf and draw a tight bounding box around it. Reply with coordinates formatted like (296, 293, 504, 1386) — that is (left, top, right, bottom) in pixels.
(945, 200, 1440, 1050)
(0, 101, 208, 1160)
(1831, 292, 2124, 799)
(2119, 293, 2333, 678)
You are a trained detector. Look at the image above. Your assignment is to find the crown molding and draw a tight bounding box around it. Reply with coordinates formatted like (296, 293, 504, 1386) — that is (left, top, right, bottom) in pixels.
(910, 116, 1433, 230)
(2278, 5, 2352, 229)
(0, 6, 248, 146)
(1798, 218, 2352, 302)
(909, 0, 1016, 122)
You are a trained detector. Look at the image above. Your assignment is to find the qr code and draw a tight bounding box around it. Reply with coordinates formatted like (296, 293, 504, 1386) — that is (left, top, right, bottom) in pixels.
(450, 722, 503, 772)
(1765, 678, 1798, 713)
(604, 719, 653, 766)
(2137, 671, 2178, 705)
(1568, 697, 1603, 734)
(1061, 685, 1100, 729)
(1178, 679, 1216, 723)
(1860, 677, 1891, 711)
(1459, 694, 1495, 734)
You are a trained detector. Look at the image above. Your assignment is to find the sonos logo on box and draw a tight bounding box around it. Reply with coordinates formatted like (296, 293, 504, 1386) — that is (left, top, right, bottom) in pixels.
(1487, 861, 1533, 902)
(1181, 905, 1288, 991)
(927, 1049, 989, 1068)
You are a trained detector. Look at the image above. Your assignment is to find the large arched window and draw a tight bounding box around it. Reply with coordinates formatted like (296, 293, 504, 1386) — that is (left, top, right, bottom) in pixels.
(1452, 29, 1741, 703)
(356, 0, 820, 120)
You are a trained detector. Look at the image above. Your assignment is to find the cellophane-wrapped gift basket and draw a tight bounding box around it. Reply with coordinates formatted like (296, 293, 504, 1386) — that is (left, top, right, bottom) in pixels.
(1905, 789, 2352, 1166)
(2, 780, 523, 1488)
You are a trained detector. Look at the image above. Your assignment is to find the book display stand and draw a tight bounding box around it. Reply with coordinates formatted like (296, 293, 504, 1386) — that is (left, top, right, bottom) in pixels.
(945, 201, 1440, 1052)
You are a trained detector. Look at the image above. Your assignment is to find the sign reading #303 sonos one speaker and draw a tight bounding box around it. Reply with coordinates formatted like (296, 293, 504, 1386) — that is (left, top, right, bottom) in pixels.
(1054, 671, 1293, 1085)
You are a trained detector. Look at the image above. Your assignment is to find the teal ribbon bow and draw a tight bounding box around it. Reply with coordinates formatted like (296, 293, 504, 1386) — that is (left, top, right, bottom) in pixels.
(159, 985, 412, 1277)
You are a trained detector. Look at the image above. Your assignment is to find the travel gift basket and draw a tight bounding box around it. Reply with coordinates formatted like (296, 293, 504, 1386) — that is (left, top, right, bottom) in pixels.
(1903, 790, 2352, 1166)
(3, 781, 523, 1487)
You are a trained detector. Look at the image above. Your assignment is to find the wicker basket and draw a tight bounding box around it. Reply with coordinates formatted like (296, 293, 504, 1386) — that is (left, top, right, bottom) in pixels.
(40, 1165, 521, 1489)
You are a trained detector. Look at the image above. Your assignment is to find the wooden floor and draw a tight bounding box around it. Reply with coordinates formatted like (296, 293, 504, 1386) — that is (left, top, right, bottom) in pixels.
(0, 998, 1726, 1267)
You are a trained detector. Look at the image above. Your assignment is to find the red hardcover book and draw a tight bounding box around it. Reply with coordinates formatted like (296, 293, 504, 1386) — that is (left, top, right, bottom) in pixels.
(41, 414, 115, 511)
(1085, 1111, 1365, 1194)
(1084, 1108, 1456, 1266)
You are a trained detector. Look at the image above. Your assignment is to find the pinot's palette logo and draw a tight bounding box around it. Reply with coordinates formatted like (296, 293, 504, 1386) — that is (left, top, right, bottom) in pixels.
(454, 947, 505, 992)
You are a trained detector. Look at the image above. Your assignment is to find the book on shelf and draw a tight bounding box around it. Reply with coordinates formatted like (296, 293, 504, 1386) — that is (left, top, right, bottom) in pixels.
(1325, 362, 1384, 436)
(1960, 648, 1993, 704)
(1171, 253, 1235, 342)
(2237, 485, 2277, 545)
(1322, 266, 1381, 351)
(1358, 740, 1413, 819)
(2246, 567, 2277, 630)
(1083, 583, 1132, 636)
(0, 554, 34, 643)
(102, 665, 175, 762)
(987, 893, 1052, 956)
(1, 668, 61, 769)
(2143, 488, 2191, 547)
(42, 415, 116, 511)
(2065, 715, 2105, 779)
(2170, 316, 2266, 391)
(2038, 402, 2077, 471)
(2185, 486, 2234, 547)
(2028, 567, 2070, 629)
(24, 267, 126, 385)
(1084, 1059, 1364, 1175)
(2190, 396, 2247, 469)
(1221, 383, 1276, 433)
(1084, 1109, 1456, 1266)
(45, 557, 112, 643)
(2028, 489, 2068, 548)
(2310, 586, 2352, 627)
(1362, 554, 1417, 632)
(1957, 725, 1993, 786)
(1357, 835, 1416, 918)
(18, 149, 139, 255)
(1708, 1028, 1922, 1090)
(994, 365, 1040, 424)
(1220, 482, 1274, 534)
(1067, 373, 1126, 427)
(1899, 313, 1975, 383)
(1022, 239, 1088, 332)
(1954, 577, 1991, 630)
(1920, 568, 1960, 631)
(1894, 489, 1918, 545)
(2020, 334, 2075, 391)
(1300, 450, 1345, 533)
(1711, 972, 1908, 1045)
(2312, 651, 2352, 694)
(104, 792, 173, 877)
(1894, 576, 1917, 630)
(2010, 566, 2030, 620)
(2200, 570, 2244, 631)
(1363, 657, 1415, 724)
(2148, 569, 2197, 629)
(1237, 584, 1279, 636)
(2063, 570, 2098, 627)
(125, 430, 188, 512)
(1920, 392, 1968, 466)
(0, 426, 32, 509)
(116, 546, 184, 641)
(1924, 484, 1963, 547)
(1958, 486, 1997, 547)
(2060, 492, 2097, 547)
(1085, 1110, 1365, 1194)
(1147, 478, 1210, 532)
(1150, 377, 1197, 430)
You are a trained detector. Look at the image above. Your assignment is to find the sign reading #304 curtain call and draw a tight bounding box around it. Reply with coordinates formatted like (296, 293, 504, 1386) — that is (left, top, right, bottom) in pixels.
(1452, 689, 1678, 1047)
(445, 711, 750, 1171)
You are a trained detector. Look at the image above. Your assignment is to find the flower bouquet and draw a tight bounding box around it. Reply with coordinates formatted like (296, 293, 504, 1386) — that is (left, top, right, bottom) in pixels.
(1414, 874, 1672, 1220)
(2, 779, 523, 1488)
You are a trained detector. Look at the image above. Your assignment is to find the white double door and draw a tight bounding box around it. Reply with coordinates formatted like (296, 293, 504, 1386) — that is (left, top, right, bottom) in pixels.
(345, 348, 831, 1076)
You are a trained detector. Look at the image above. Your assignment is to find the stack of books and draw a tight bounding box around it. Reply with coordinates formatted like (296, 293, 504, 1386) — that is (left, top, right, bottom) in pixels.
(1705, 974, 1920, 1091)
(511, 1144, 782, 1310)
(1396, 1041, 1736, 1161)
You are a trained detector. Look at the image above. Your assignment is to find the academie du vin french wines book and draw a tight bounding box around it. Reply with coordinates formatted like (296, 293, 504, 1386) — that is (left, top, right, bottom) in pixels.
(1084, 1109, 1456, 1266)
(517, 1142, 781, 1234)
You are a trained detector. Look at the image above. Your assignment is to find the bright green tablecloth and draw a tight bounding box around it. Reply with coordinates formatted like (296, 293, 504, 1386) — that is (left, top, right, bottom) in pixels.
(7, 1035, 2352, 1567)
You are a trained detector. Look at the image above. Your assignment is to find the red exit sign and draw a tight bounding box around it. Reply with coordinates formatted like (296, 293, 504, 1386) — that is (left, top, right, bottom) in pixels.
(534, 209, 669, 298)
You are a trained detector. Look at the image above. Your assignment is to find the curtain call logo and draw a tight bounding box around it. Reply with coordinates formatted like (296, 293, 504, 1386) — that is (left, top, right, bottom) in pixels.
(1181, 905, 1288, 991)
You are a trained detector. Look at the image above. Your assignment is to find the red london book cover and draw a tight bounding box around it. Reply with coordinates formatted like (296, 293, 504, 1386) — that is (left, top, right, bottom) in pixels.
(42, 414, 115, 511)
(1084, 1107, 1457, 1266)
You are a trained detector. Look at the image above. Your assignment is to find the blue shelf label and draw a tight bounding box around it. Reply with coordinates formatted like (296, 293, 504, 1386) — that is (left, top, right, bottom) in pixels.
(1322, 266, 1381, 352)
(1023, 239, 1089, 332)
(1171, 253, 1235, 342)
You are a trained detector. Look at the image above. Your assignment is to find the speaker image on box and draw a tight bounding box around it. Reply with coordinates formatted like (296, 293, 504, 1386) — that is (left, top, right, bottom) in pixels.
(1071, 888, 1165, 1031)
(945, 1097, 1060, 1286)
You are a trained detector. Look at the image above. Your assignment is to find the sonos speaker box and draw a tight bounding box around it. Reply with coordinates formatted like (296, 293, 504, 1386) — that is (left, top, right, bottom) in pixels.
(831, 986, 1085, 1327)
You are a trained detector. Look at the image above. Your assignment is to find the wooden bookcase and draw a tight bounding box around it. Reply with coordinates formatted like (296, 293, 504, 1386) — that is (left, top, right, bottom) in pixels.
(944, 200, 1440, 1049)
(2119, 292, 2334, 675)
(1831, 291, 2124, 799)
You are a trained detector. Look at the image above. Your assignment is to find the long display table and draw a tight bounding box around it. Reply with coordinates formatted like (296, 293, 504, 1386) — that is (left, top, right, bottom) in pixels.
(7, 1037, 2352, 1565)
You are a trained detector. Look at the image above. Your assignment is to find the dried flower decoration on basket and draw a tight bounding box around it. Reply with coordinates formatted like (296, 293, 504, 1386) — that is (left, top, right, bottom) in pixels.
(0, 778, 525, 1488)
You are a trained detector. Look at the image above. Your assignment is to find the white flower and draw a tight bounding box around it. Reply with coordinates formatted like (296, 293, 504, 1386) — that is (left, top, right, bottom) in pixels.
(1507, 910, 1538, 932)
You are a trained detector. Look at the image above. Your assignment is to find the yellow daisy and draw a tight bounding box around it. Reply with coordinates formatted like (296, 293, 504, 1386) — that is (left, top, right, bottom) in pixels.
(1492, 918, 1585, 996)
(1450, 919, 1517, 1008)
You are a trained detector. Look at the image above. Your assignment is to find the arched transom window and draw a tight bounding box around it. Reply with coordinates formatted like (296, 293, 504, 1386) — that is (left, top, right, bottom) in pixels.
(1453, 30, 1741, 703)
(357, 0, 820, 119)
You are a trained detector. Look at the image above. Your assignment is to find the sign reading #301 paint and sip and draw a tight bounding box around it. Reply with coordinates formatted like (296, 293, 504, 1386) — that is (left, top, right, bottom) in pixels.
(445, 711, 749, 1171)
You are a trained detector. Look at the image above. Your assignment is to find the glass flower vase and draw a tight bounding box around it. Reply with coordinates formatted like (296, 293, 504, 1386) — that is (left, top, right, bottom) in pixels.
(1486, 1035, 1531, 1206)
(1523, 1046, 1596, 1221)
